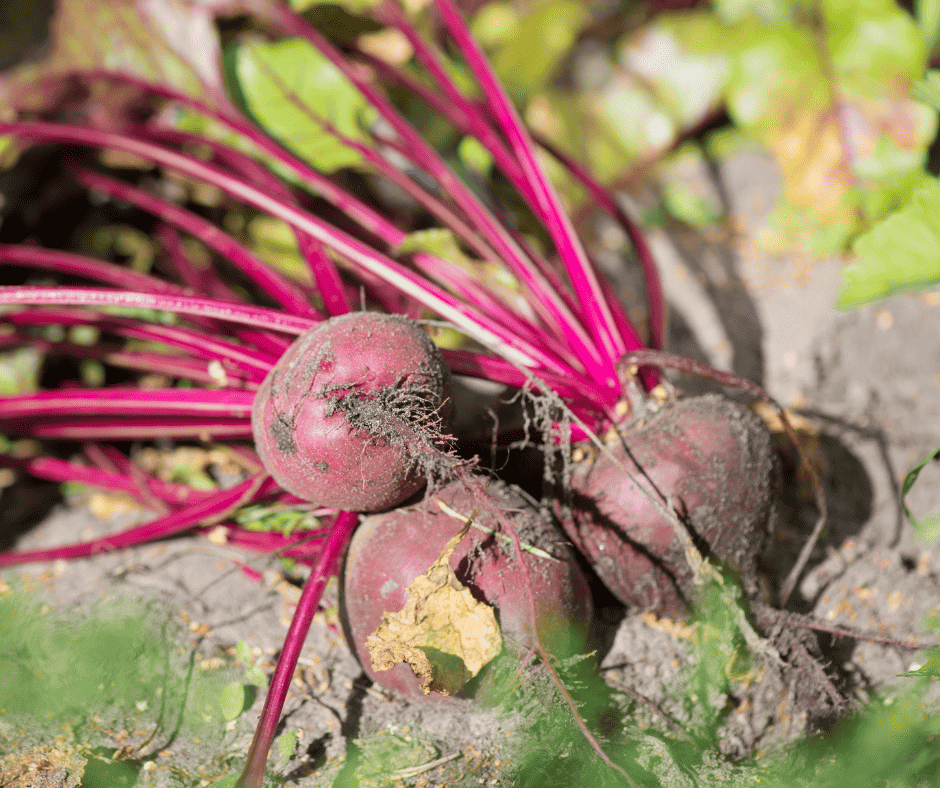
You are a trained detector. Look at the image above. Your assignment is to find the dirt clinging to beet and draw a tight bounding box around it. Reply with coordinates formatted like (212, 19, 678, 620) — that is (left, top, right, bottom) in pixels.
(560, 394, 780, 617)
(251, 312, 456, 512)
(340, 477, 594, 701)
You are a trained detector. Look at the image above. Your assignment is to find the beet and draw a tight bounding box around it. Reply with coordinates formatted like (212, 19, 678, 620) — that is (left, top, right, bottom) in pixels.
(340, 478, 593, 701)
(251, 312, 451, 512)
(561, 394, 778, 617)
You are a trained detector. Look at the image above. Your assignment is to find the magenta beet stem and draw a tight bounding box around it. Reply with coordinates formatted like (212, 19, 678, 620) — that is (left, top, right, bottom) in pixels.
(0, 475, 273, 568)
(235, 510, 359, 788)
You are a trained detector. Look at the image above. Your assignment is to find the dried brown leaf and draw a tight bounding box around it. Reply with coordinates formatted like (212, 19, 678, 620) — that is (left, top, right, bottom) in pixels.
(365, 525, 502, 696)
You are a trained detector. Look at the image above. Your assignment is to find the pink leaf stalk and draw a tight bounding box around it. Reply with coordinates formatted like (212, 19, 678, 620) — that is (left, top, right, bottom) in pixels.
(0, 334, 250, 387)
(235, 511, 358, 788)
(0, 474, 272, 568)
(0, 241, 286, 354)
(78, 170, 322, 321)
(215, 526, 327, 561)
(155, 224, 293, 355)
(16, 417, 253, 441)
(0, 243, 189, 295)
(433, 0, 627, 384)
(7, 306, 276, 379)
(0, 284, 316, 335)
(0, 5, 673, 784)
(0, 122, 587, 382)
(259, 5, 612, 381)
(0, 388, 254, 419)
(0, 453, 206, 508)
(534, 135, 666, 351)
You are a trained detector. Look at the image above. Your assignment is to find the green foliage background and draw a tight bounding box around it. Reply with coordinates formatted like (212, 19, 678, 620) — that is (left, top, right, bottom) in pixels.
(0, 580, 245, 786)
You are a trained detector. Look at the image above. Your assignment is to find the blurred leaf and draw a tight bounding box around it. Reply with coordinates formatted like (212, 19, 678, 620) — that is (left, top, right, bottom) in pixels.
(345, 732, 438, 785)
(160, 447, 218, 490)
(662, 180, 722, 227)
(913, 69, 940, 111)
(839, 178, 940, 307)
(219, 680, 246, 721)
(917, 0, 940, 49)
(457, 134, 494, 177)
(245, 215, 312, 284)
(244, 663, 267, 687)
(758, 193, 858, 255)
(0, 348, 42, 396)
(808, 691, 940, 785)
(173, 104, 319, 193)
(534, 14, 729, 185)
(0, 135, 16, 170)
(235, 639, 253, 664)
(89, 226, 157, 274)
(714, 0, 795, 23)
(0, 583, 232, 739)
(595, 73, 679, 161)
(234, 502, 320, 536)
(718, 0, 935, 250)
(899, 649, 940, 678)
(548, 0, 934, 249)
(470, 1, 520, 48)
(230, 37, 373, 173)
(898, 443, 940, 541)
(687, 576, 756, 738)
(622, 18, 731, 129)
(0, 0, 243, 116)
(396, 227, 468, 262)
(80, 359, 106, 387)
(276, 728, 300, 767)
(68, 324, 100, 345)
(527, 89, 631, 184)
(659, 144, 724, 227)
(205, 777, 239, 788)
(488, 1, 589, 101)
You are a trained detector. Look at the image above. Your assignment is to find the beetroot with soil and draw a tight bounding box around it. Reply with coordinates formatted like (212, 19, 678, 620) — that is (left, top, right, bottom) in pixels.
(341, 478, 594, 701)
(0, 2, 800, 783)
(251, 312, 451, 513)
(561, 394, 778, 617)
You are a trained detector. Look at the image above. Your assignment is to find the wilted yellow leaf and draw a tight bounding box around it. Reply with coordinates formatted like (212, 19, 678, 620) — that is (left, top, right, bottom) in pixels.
(365, 525, 503, 696)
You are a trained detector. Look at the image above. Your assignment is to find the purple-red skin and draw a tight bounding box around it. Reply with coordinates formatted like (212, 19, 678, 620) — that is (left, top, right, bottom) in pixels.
(341, 479, 594, 702)
(561, 395, 778, 618)
(251, 312, 451, 513)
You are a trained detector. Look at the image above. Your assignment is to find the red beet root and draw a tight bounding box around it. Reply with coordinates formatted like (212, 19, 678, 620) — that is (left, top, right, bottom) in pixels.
(251, 312, 451, 512)
(341, 478, 593, 701)
(561, 394, 778, 618)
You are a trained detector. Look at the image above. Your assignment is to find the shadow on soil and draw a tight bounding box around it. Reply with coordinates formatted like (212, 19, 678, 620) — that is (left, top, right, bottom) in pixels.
(0, 477, 62, 550)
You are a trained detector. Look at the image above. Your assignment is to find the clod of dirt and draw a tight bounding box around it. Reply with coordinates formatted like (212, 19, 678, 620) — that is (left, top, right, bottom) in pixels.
(0, 746, 85, 788)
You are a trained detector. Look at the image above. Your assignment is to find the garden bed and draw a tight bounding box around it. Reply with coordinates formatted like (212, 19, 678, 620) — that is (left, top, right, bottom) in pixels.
(3, 145, 939, 787)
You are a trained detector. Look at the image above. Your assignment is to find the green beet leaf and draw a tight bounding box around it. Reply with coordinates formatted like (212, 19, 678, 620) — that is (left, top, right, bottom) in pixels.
(487, 1, 589, 101)
(896, 443, 940, 542)
(913, 69, 940, 112)
(839, 178, 940, 308)
(276, 728, 301, 768)
(0, 0, 231, 116)
(231, 37, 373, 173)
(220, 680, 247, 722)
